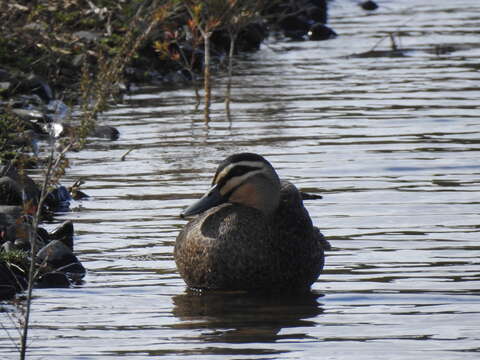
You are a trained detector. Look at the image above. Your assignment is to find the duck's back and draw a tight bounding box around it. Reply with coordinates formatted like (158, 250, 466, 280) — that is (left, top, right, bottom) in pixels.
(174, 181, 325, 292)
(272, 181, 326, 289)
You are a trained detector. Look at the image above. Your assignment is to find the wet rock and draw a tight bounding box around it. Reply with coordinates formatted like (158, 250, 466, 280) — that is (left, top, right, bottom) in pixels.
(49, 221, 74, 251)
(237, 22, 268, 52)
(279, 15, 311, 40)
(37, 227, 50, 245)
(36, 271, 71, 288)
(1, 166, 41, 205)
(48, 123, 119, 141)
(360, 1, 379, 11)
(69, 179, 89, 200)
(70, 188, 89, 200)
(0, 176, 23, 206)
(308, 23, 337, 41)
(36, 240, 85, 281)
(0, 261, 25, 299)
(91, 125, 120, 140)
(45, 186, 72, 212)
(268, 0, 331, 39)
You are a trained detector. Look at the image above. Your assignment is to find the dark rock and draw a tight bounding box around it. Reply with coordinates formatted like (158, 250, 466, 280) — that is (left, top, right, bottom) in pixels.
(279, 15, 311, 40)
(91, 125, 120, 140)
(36, 240, 85, 280)
(360, 1, 379, 11)
(307, 0, 328, 24)
(45, 186, 71, 212)
(37, 227, 50, 244)
(237, 22, 268, 52)
(267, 0, 330, 39)
(0, 176, 23, 206)
(49, 220, 74, 250)
(0, 284, 18, 299)
(308, 23, 337, 41)
(0, 261, 25, 299)
(1, 166, 41, 205)
(0, 261, 22, 300)
(36, 271, 71, 288)
(71, 189, 89, 200)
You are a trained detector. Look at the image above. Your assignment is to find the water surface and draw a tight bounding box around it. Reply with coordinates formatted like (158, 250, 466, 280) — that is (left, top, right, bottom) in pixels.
(1, 0, 480, 359)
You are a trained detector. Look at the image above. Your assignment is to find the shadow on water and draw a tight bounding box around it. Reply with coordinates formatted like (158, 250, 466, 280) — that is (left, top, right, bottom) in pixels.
(170, 290, 324, 349)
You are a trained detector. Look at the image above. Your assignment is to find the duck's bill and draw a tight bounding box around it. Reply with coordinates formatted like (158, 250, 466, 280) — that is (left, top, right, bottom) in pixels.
(180, 184, 225, 218)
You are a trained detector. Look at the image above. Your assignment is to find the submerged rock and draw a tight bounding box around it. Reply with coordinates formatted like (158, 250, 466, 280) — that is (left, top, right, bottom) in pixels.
(268, 0, 333, 40)
(91, 125, 120, 140)
(308, 23, 337, 41)
(45, 186, 72, 212)
(360, 1, 379, 11)
(36, 271, 71, 288)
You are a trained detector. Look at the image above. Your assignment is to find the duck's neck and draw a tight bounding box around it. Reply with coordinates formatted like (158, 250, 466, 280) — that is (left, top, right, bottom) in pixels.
(229, 174, 281, 216)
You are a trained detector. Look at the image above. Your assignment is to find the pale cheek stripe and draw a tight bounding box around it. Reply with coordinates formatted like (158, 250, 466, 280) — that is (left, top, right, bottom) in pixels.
(220, 169, 266, 196)
(215, 160, 266, 185)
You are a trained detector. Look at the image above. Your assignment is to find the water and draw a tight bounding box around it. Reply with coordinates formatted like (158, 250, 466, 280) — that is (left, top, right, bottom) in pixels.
(2, 0, 480, 358)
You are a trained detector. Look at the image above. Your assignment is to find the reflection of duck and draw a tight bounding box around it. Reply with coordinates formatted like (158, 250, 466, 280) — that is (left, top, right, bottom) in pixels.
(175, 153, 330, 292)
(170, 290, 324, 344)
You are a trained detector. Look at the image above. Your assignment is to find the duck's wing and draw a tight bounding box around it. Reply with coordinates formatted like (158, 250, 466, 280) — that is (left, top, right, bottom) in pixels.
(314, 226, 331, 251)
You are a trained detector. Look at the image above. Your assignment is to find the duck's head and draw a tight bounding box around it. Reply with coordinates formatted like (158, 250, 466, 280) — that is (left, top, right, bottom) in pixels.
(181, 153, 281, 218)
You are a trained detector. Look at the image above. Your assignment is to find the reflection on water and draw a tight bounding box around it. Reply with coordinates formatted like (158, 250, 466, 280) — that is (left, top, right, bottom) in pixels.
(171, 291, 323, 346)
(2, 0, 480, 359)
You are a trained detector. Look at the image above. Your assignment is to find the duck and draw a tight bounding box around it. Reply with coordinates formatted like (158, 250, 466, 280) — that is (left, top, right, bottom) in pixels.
(175, 153, 330, 292)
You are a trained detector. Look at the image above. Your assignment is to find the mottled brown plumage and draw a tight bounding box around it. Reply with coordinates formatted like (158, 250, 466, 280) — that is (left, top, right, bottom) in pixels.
(174, 153, 329, 292)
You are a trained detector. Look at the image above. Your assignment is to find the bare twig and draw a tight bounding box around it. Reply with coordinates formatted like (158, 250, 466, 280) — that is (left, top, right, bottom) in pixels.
(120, 147, 136, 161)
